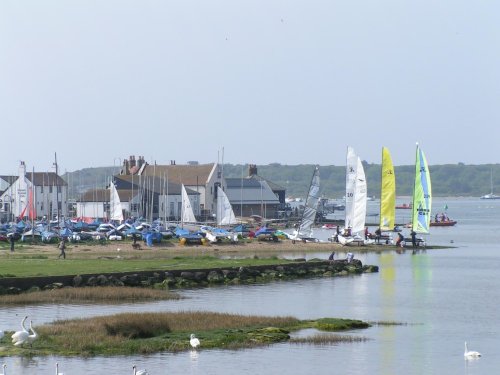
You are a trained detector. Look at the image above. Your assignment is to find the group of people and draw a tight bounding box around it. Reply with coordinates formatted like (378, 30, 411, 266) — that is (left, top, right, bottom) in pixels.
(435, 212, 450, 222)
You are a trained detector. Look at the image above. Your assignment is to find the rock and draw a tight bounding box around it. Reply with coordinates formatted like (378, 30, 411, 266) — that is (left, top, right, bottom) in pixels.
(73, 275, 83, 287)
(207, 270, 224, 283)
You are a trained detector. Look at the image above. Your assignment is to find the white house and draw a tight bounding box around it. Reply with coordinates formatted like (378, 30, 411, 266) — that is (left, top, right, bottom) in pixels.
(0, 161, 68, 221)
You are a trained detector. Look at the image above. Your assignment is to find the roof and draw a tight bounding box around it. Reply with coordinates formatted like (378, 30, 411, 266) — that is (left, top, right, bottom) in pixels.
(225, 179, 280, 205)
(0, 176, 18, 184)
(114, 175, 199, 195)
(140, 164, 217, 185)
(247, 174, 285, 191)
(226, 178, 262, 189)
(79, 189, 109, 202)
(26, 172, 67, 186)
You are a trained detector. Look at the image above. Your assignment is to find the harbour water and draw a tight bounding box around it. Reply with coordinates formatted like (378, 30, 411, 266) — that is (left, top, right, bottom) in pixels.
(1, 197, 500, 374)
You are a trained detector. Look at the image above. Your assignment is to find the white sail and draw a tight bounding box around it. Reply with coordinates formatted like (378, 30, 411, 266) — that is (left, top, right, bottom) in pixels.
(352, 156, 367, 233)
(217, 186, 237, 225)
(181, 184, 197, 223)
(345, 147, 367, 234)
(345, 147, 357, 230)
(294, 166, 320, 238)
(109, 181, 124, 222)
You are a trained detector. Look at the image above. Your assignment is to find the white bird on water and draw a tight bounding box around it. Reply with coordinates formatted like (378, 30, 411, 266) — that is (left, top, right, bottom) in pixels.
(132, 365, 149, 375)
(1, 363, 6, 375)
(464, 341, 481, 359)
(56, 362, 64, 375)
(190, 333, 200, 349)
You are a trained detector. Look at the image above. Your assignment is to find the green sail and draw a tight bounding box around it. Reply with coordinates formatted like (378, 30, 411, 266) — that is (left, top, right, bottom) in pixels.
(412, 145, 432, 233)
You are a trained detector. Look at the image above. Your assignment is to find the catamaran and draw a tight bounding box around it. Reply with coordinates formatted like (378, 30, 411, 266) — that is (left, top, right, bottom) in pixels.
(373, 147, 396, 244)
(338, 147, 367, 245)
(291, 166, 321, 243)
(379, 147, 396, 230)
(410, 143, 432, 246)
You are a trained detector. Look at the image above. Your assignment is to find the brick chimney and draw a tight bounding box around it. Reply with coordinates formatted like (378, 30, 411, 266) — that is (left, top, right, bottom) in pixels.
(248, 164, 257, 176)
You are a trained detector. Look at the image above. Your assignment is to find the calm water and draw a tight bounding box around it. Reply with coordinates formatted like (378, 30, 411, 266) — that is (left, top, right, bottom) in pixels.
(2, 198, 500, 374)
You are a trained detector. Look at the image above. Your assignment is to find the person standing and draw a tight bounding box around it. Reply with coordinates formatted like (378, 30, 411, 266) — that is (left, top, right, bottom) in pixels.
(410, 230, 417, 249)
(58, 238, 67, 259)
(9, 234, 15, 252)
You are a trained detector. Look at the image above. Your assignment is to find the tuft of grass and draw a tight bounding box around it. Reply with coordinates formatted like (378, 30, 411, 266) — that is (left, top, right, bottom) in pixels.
(313, 318, 370, 331)
(0, 286, 181, 305)
(368, 321, 409, 326)
(290, 333, 369, 345)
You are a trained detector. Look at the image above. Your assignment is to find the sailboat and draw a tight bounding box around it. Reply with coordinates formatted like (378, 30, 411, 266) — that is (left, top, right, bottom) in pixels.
(200, 186, 238, 243)
(175, 184, 203, 244)
(109, 180, 124, 223)
(291, 166, 321, 243)
(379, 147, 396, 232)
(338, 147, 367, 245)
(411, 143, 432, 238)
(216, 186, 238, 226)
(480, 168, 500, 199)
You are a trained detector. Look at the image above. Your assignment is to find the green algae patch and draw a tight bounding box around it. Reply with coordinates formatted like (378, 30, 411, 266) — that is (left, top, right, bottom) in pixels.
(0, 312, 370, 357)
(313, 318, 370, 331)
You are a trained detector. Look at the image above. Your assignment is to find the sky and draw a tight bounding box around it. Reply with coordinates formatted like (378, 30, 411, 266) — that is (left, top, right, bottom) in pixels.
(1, 0, 500, 174)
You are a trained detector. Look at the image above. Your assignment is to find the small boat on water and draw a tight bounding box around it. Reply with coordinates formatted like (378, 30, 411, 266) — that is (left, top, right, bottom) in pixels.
(430, 220, 457, 227)
(396, 203, 412, 209)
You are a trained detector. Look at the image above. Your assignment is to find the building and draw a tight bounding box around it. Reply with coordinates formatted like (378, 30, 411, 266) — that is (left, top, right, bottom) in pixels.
(76, 175, 200, 222)
(121, 156, 223, 220)
(223, 165, 283, 219)
(0, 161, 68, 222)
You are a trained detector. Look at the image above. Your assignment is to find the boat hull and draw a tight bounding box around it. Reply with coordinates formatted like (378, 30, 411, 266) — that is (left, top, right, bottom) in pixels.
(430, 220, 457, 227)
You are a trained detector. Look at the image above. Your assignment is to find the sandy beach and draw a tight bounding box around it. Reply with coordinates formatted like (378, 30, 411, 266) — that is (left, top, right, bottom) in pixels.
(15, 238, 349, 259)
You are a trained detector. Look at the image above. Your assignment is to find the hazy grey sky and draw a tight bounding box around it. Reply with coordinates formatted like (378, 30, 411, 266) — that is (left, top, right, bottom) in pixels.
(1, 1, 499, 173)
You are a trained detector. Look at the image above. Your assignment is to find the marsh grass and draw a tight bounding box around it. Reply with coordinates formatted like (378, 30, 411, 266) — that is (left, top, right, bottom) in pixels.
(290, 334, 369, 345)
(0, 312, 371, 356)
(26, 311, 298, 356)
(368, 321, 411, 326)
(0, 286, 181, 305)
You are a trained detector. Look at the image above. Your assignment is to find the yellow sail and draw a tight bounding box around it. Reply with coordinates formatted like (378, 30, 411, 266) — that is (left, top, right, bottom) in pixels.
(379, 147, 396, 231)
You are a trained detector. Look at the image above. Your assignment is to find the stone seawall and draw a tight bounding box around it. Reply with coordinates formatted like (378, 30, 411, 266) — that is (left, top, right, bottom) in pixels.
(0, 259, 379, 295)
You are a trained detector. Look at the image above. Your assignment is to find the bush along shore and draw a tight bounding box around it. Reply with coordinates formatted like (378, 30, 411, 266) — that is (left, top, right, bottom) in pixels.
(0, 258, 378, 295)
(0, 311, 372, 356)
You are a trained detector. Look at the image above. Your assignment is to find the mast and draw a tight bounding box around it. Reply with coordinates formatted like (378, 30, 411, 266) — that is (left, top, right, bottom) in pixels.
(411, 142, 418, 231)
(54, 152, 60, 223)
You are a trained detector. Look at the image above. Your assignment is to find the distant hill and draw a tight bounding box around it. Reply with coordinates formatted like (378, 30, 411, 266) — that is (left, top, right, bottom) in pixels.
(63, 163, 500, 200)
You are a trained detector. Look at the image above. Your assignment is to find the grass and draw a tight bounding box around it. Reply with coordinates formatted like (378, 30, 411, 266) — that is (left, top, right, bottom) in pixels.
(0, 286, 181, 305)
(0, 312, 371, 356)
(0, 252, 306, 278)
(290, 334, 369, 345)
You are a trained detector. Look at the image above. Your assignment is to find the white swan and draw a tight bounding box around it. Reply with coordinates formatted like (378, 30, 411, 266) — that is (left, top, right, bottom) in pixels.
(11, 316, 29, 343)
(1, 363, 6, 375)
(56, 362, 64, 375)
(12, 320, 38, 347)
(132, 365, 149, 375)
(190, 333, 200, 349)
(464, 341, 481, 358)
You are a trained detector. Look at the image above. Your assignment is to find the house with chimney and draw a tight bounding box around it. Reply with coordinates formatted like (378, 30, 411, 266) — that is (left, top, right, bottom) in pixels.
(0, 161, 68, 221)
(120, 156, 223, 220)
(224, 164, 283, 219)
